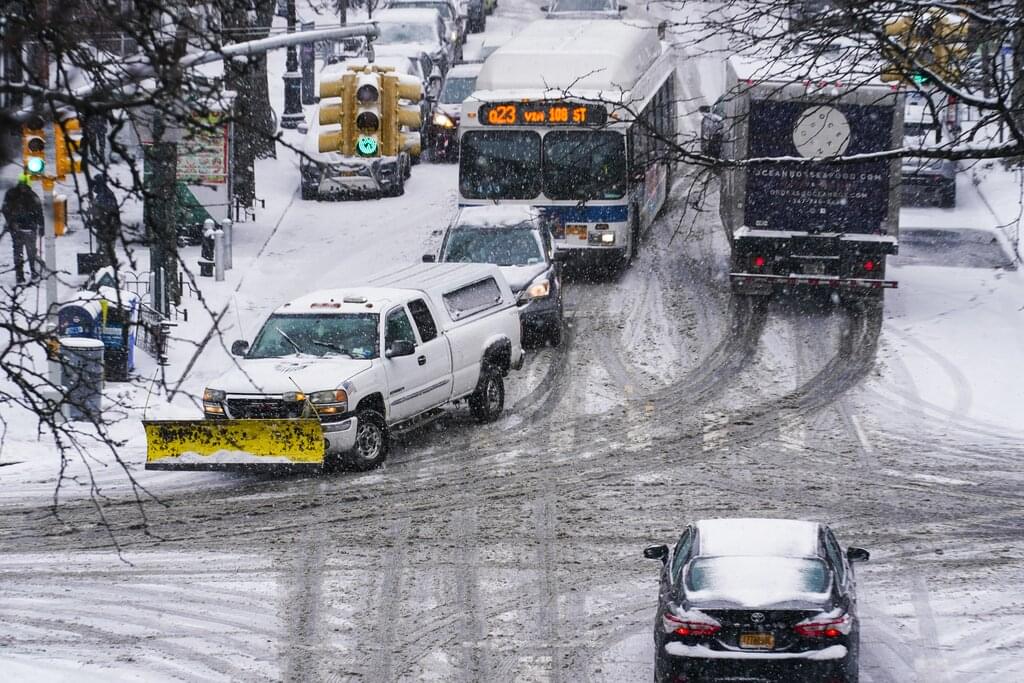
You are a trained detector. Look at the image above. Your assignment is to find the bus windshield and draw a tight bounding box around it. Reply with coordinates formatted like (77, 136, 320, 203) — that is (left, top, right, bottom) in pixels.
(543, 131, 627, 200)
(460, 131, 542, 199)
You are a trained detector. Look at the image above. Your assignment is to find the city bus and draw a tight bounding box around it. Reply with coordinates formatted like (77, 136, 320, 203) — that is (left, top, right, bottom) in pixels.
(458, 20, 677, 270)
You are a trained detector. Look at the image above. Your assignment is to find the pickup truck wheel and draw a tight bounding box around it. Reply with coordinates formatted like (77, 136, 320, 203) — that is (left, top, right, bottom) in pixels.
(469, 369, 504, 422)
(348, 409, 388, 470)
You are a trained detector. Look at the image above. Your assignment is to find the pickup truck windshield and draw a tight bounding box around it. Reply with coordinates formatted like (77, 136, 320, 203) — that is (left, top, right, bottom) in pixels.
(248, 313, 380, 359)
(442, 227, 543, 266)
(440, 76, 478, 104)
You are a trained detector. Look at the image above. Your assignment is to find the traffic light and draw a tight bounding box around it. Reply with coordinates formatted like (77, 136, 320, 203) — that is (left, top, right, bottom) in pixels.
(22, 120, 47, 177)
(318, 72, 356, 155)
(380, 71, 424, 158)
(880, 9, 968, 85)
(353, 72, 383, 157)
(55, 117, 83, 177)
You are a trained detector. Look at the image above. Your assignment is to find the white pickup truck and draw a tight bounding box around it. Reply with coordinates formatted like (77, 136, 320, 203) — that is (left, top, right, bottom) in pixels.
(201, 263, 524, 470)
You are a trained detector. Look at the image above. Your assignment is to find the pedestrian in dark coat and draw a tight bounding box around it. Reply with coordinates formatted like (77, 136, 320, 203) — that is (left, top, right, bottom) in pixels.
(90, 174, 121, 267)
(1, 173, 44, 284)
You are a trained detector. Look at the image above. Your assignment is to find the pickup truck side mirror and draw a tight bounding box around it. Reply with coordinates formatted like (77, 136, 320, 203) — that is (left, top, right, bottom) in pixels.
(231, 339, 249, 356)
(698, 104, 711, 114)
(618, 4, 628, 12)
(643, 544, 668, 562)
(540, 4, 549, 11)
(550, 250, 568, 262)
(846, 547, 870, 563)
(422, 253, 437, 262)
(386, 339, 416, 358)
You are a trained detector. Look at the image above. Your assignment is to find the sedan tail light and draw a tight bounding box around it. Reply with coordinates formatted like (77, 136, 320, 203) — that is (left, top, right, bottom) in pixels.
(793, 611, 852, 638)
(662, 609, 722, 637)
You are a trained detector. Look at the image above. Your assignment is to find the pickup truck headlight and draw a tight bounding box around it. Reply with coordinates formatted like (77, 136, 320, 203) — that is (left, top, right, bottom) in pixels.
(310, 389, 349, 415)
(518, 278, 551, 302)
(203, 388, 226, 415)
(433, 112, 456, 129)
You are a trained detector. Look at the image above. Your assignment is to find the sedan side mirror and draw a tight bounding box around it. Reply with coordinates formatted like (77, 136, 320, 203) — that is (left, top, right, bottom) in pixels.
(231, 339, 249, 357)
(422, 253, 437, 262)
(618, 4, 628, 11)
(643, 544, 669, 562)
(698, 104, 711, 114)
(540, 5, 550, 11)
(386, 339, 416, 358)
(846, 547, 870, 563)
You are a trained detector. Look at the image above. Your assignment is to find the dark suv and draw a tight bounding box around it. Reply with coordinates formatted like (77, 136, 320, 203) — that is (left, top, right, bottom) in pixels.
(644, 518, 869, 683)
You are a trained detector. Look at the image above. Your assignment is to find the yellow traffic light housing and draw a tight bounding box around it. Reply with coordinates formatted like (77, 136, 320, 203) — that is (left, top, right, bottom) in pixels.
(880, 9, 969, 85)
(55, 118, 83, 177)
(318, 72, 357, 155)
(353, 73, 383, 157)
(22, 123, 46, 176)
(381, 72, 424, 158)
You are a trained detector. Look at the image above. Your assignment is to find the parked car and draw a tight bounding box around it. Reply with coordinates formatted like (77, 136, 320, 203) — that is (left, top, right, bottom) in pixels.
(902, 90, 959, 208)
(373, 8, 455, 76)
(203, 264, 525, 470)
(425, 206, 564, 346)
(483, 0, 497, 15)
(427, 61, 482, 161)
(644, 518, 869, 683)
(541, 0, 624, 19)
(384, 0, 465, 62)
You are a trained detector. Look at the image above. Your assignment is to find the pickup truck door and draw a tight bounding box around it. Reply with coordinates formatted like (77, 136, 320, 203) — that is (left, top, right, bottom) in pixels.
(383, 304, 453, 421)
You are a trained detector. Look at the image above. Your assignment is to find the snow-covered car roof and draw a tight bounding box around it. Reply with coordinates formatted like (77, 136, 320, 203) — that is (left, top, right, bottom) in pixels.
(374, 7, 444, 25)
(446, 62, 484, 79)
(321, 56, 418, 78)
(455, 205, 539, 228)
(695, 518, 821, 558)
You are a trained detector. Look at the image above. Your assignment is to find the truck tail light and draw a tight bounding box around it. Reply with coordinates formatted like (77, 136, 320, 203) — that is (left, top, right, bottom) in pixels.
(863, 259, 875, 272)
(752, 255, 766, 268)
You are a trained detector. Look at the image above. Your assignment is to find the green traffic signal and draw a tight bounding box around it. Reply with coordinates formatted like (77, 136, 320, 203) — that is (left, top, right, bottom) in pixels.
(912, 72, 928, 85)
(26, 156, 45, 174)
(357, 135, 378, 157)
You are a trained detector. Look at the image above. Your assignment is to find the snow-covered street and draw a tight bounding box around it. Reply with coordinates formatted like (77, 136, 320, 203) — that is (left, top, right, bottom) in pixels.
(1, 1, 1023, 681)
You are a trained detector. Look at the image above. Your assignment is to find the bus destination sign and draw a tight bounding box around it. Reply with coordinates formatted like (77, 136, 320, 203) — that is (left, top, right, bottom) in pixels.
(480, 101, 608, 127)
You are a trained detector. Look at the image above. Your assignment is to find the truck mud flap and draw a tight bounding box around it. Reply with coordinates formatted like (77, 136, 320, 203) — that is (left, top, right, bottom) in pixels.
(730, 273, 898, 290)
(143, 419, 325, 471)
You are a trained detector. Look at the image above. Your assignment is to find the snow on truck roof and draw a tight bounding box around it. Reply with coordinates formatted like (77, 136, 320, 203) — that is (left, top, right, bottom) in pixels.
(475, 20, 662, 97)
(728, 54, 894, 92)
(277, 264, 507, 315)
(696, 518, 821, 558)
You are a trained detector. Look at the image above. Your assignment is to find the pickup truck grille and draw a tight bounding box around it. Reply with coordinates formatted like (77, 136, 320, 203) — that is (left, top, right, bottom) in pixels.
(226, 397, 302, 419)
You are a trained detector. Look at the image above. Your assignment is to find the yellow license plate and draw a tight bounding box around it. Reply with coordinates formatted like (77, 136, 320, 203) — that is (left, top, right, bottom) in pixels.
(739, 633, 774, 649)
(566, 224, 587, 239)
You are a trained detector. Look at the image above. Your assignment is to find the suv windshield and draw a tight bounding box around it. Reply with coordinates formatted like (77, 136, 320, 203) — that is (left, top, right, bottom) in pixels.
(377, 21, 437, 45)
(460, 131, 542, 199)
(442, 227, 543, 266)
(248, 313, 380, 359)
(543, 131, 626, 200)
(440, 76, 478, 104)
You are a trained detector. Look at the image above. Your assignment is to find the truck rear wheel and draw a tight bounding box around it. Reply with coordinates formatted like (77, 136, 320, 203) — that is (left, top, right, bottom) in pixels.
(347, 409, 389, 471)
(469, 368, 504, 422)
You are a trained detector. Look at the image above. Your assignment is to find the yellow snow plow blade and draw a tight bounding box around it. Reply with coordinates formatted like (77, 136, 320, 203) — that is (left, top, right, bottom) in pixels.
(143, 419, 325, 471)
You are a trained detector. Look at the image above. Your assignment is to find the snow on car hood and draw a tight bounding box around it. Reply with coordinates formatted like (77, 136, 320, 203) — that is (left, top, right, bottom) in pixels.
(210, 356, 373, 395)
(500, 263, 548, 292)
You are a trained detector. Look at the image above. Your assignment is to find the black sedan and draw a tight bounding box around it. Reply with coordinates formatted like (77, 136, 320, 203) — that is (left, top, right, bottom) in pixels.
(644, 518, 869, 683)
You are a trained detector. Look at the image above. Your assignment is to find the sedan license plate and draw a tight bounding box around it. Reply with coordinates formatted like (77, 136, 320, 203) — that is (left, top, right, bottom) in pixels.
(739, 633, 775, 649)
(566, 224, 588, 239)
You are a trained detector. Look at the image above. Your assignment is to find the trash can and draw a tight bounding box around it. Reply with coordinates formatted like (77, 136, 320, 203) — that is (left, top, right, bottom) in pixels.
(59, 337, 104, 421)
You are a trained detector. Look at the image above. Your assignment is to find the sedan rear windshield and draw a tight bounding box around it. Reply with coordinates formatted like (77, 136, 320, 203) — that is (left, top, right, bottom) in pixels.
(377, 21, 438, 45)
(248, 313, 380, 359)
(686, 557, 831, 607)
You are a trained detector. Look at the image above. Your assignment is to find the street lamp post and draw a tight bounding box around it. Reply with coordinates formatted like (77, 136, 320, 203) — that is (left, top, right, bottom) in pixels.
(280, 0, 304, 129)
